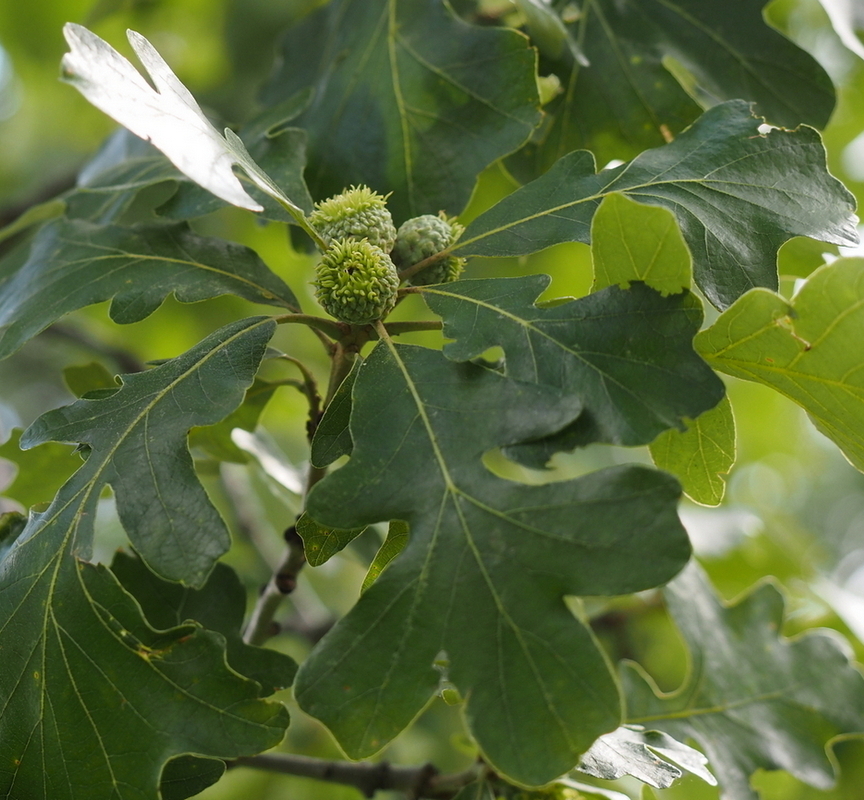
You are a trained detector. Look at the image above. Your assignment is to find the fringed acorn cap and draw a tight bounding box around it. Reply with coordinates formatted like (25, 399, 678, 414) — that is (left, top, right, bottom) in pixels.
(391, 212, 466, 285)
(313, 238, 400, 325)
(308, 185, 397, 252)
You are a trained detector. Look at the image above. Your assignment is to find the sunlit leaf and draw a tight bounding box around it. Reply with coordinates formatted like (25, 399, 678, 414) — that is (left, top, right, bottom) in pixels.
(591, 193, 691, 296)
(362, 519, 409, 592)
(695, 258, 864, 472)
(0, 429, 80, 509)
(61, 24, 310, 227)
(457, 102, 858, 310)
(63, 362, 118, 398)
(649, 396, 736, 507)
(622, 562, 864, 799)
(296, 512, 366, 568)
(296, 342, 691, 786)
(577, 724, 716, 788)
(61, 23, 263, 211)
(0, 218, 297, 359)
(261, 0, 541, 221)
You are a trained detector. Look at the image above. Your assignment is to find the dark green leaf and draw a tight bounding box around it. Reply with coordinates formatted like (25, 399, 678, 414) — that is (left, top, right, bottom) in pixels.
(19, 317, 275, 585)
(0, 218, 297, 359)
(622, 562, 864, 799)
(515, 0, 834, 171)
(421, 276, 723, 462)
(0, 198, 66, 244)
(296, 512, 366, 568)
(309, 358, 359, 467)
(457, 102, 858, 310)
(261, 0, 541, 221)
(695, 258, 864, 472)
(0, 555, 288, 800)
(296, 342, 691, 786)
(110, 550, 297, 694)
(63, 129, 183, 224)
(159, 756, 225, 800)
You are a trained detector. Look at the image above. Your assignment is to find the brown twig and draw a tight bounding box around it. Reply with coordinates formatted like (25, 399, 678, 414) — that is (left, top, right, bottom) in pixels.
(242, 524, 306, 645)
(241, 330, 365, 645)
(380, 320, 443, 336)
(230, 753, 486, 799)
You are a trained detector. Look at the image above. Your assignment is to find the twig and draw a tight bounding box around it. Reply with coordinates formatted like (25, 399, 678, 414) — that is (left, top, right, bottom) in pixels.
(275, 312, 346, 340)
(381, 320, 443, 336)
(230, 753, 486, 799)
(242, 524, 306, 645)
(241, 335, 363, 645)
(278, 354, 323, 442)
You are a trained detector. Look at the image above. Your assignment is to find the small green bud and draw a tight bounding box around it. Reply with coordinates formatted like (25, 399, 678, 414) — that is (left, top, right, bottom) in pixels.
(313, 238, 400, 325)
(391, 213, 466, 285)
(308, 185, 397, 251)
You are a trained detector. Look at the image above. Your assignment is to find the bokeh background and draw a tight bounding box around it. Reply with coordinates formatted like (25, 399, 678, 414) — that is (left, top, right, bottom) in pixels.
(2, 1, 864, 797)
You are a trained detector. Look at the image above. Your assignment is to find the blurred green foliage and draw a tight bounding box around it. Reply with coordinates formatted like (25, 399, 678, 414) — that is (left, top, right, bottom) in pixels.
(2, 0, 864, 798)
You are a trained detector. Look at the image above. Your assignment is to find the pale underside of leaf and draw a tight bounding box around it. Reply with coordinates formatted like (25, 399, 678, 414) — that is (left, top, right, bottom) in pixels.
(61, 24, 308, 224)
(62, 23, 263, 211)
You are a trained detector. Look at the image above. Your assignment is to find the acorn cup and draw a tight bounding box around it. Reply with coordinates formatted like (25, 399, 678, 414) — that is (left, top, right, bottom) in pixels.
(312, 238, 400, 325)
(391, 212, 466, 285)
(308, 185, 397, 252)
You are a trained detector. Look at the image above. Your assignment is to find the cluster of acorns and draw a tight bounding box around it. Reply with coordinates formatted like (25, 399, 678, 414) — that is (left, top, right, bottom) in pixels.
(309, 186, 466, 325)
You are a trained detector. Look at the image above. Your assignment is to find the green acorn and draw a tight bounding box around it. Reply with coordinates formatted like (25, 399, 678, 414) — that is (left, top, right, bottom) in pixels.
(308, 185, 397, 251)
(313, 238, 400, 325)
(391, 213, 466, 285)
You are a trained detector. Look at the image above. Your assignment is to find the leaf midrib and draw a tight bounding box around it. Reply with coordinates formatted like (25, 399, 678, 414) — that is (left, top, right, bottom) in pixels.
(380, 338, 585, 753)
